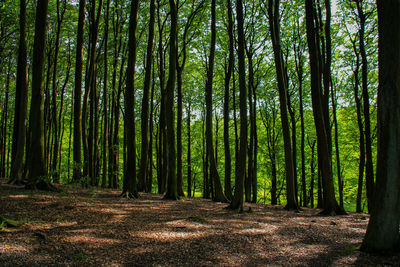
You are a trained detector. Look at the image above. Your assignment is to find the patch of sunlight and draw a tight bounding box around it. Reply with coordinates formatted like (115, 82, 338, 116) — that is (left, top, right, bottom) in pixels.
(63, 234, 122, 246)
(235, 224, 278, 235)
(137, 230, 207, 241)
(0, 243, 31, 254)
(7, 195, 29, 199)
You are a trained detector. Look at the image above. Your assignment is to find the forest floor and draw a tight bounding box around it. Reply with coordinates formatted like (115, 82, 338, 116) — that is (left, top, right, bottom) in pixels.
(0, 183, 399, 266)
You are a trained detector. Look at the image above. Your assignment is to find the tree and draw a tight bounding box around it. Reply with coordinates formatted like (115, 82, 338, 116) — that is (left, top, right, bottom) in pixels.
(139, 0, 156, 193)
(361, 0, 400, 253)
(223, 0, 234, 201)
(267, 0, 298, 210)
(26, 0, 51, 189)
(205, 0, 228, 203)
(228, 0, 247, 212)
(101, 0, 111, 188)
(356, 0, 375, 212)
(9, 0, 28, 185)
(164, 0, 179, 200)
(121, 0, 139, 198)
(72, 0, 85, 184)
(304, 0, 344, 215)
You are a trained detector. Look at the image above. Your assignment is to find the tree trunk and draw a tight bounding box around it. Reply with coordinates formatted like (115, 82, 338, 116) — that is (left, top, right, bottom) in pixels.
(309, 139, 316, 208)
(331, 82, 343, 208)
(205, 0, 227, 203)
(122, 0, 139, 198)
(356, 0, 374, 213)
(352, 41, 365, 213)
(305, 0, 343, 215)
(101, 0, 110, 188)
(9, 0, 28, 184)
(72, 0, 85, 184)
(228, 0, 247, 212)
(223, 0, 234, 201)
(26, 0, 50, 189)
(164, 0, 179, 200)
(361, 0, 400, 252)
(187, 103, 192, 197)
(268, 0, 298, 210)
(139, 0, 156, 192)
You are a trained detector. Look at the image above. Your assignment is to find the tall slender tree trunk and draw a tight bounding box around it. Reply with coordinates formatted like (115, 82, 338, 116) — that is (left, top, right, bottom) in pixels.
(186, 103, 192, 197)
(122, 0, 139, 198)
(9, 0, 28, 184)
(228, 0, 247, 212)
(331, 82, 343, 208)
(356, 0, 374, 213)
(101, 0, 110, 188)
(73, 0, 85, 184)
(205, 0, 227, 203)
(50, 0, 66, 183)
(268, 0, 298, 210)
(139, 0, 156, 192)
(223, 0, 234, 201)
(352, 41, 365, 213)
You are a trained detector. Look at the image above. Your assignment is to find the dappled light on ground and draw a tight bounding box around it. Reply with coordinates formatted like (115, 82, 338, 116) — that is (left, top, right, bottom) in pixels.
(0, 183, 398, 266)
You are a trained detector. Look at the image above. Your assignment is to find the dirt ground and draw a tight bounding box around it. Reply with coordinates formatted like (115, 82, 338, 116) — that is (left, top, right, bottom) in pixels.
(0, 183, 399, 266)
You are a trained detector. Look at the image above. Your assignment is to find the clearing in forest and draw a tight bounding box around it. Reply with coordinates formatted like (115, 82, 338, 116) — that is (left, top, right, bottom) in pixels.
(0, 184, 398, 266)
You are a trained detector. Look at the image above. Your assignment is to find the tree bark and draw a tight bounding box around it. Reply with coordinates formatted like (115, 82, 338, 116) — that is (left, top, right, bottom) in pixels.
(228, 0, 247, 212)
(361, 0, 400, 252)
(72, 0, 85, 184)
(305, 0, 344, 215)
(164, 0, 179, 200)
(139, 0, 156, 192)
(101, 0, 110, 188)
(122, 0, 139, 198)
(205, 0, 227, 203)
(268, 0, 298, 210)
(9, 0, 28, 184)
(356, 0, 374, 213)
(26, 0, 50, 189)
(223, 0, 234, 201)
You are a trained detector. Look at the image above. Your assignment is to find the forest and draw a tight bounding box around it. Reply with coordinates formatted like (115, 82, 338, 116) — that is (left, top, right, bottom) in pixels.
(0, 0, 399, 265)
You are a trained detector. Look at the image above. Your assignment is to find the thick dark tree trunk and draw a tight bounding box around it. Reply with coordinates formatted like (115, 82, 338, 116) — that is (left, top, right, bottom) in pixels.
(139, 0, 156, 192)
(361, 0, 400, 252)
(121, 0, 139, 198)
(164, 0, 179, 200)
(305, 0, 344, 215)
(26, 0, 50, 189)
(72, 0, 85, 184)
(9, 0, 28, 184)
(228, 0, 247, 212)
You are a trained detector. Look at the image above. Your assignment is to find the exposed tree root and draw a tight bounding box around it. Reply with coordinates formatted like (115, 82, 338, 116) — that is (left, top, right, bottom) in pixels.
(25, 181, 61, 192)
(0, 215, 24, 229)
(119, 190, 139, 199)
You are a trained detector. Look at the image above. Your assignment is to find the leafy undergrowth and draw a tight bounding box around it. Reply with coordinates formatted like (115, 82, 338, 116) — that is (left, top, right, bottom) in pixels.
(0, 183, 398, 266)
